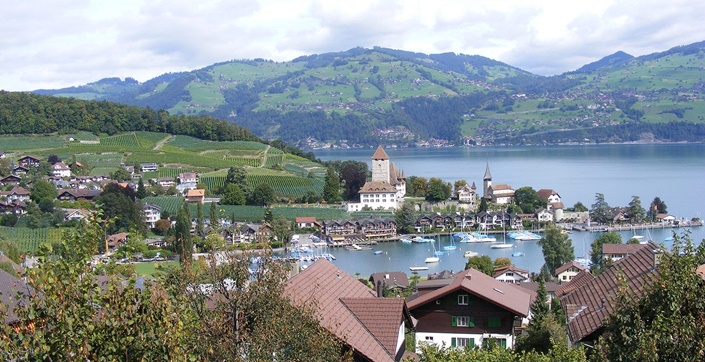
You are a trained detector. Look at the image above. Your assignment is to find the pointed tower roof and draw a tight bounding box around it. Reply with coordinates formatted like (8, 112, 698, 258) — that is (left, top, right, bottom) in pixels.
(371, 146, 390, 160)
(483, 162, 492, 180)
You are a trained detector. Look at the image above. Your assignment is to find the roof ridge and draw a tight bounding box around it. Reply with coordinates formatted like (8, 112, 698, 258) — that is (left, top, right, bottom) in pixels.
(340, 297, 395, 360)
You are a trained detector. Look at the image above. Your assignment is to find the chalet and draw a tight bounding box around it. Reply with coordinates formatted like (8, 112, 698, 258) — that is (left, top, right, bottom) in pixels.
(0, 200, 26, 215)
(492, 266, 530, 284)
(560, 242, 661, 344)
(177, 172, 199, 184)
(185, 189, 205, 203)
(358, 217, 397, 239)
(536, 189, 561, 204)
(536, 208, 553, 222)
(143, 203, 162, 228)
(407, 268, 533, 350)
(322, 219, 358, 242)
(370, 272, 410, 291)
(18, 155, 40, 167)
(237, 223, 270, 243)
(12, 166, 29, 176)
(106, 233, 129, 249)
(63, 208, 92, 221)
(602, 243, 649, 262)
(0, 175, 21, 186)
(609, 207, 628, 223)
(285, 259, 414, 361)
(57, 189, 101, 201)
(0, 187, 30, 203)
(555, 261, 587, 283)
(51, 162, 71, 178)
(122, 165, 135, 177)
(140, 163, 158, 173)
(295, 216, 321, 229)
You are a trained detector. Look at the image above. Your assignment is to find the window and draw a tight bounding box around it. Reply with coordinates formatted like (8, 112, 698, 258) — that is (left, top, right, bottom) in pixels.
(425, 336, 434, 341)
(451, 316, 474, 327)
(458, 294, 468, 305)
(488, 316, 502, 328)
(451, 337, 474, 349)
(482, 338, 507, 349)
(435, 299, 441, 305)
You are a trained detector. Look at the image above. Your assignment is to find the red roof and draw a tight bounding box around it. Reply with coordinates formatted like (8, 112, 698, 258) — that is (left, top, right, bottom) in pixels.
(602, 243, 648, 255)
(295, 216, 318, 223)
(284, 259, 408, 361)
(407, 268, 532, 317)
(555, 270, 594, 297)
(359, 181, 397, 193)
(555, 261, 586, 275)
(371, 146, 390, 160)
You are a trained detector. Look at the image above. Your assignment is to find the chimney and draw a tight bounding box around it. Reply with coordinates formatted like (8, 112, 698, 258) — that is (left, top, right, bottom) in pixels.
(376, 280, 383, 298)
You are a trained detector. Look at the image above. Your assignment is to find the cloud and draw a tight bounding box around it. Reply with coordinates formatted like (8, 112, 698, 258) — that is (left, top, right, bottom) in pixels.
(1, 0, 704, 90)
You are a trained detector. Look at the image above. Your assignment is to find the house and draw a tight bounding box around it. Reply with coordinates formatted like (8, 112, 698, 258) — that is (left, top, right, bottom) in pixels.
(517, 281, 561, 302)
(560, 242, 661, 344)
(284, 259, 414, 361)
(407, 268, 533, 351)
(106, 233, 129, 249)
(295, 216, 321, 229)
(347, 146, 405, 212)
(555, 270, 595, 298)
(0, 175, 21, 186)
(537, 189, 561, 204)
(156, 177, 176, 188)
(51, 162, 71, 178)
(536, 208, 553, 222)
(237, 223, 270, 243)
(369, 272, 410, 292)
(18, 155, 40, 167)
(140, 163, 158, 173)
(57, 189, 101, 201)
(143, 203, 162, 228)
(122, 165, 135, 177)
(555, 261, 587, 283)
(656, 213, 677, 224)
(602, 243, 649, 262)
(489, 184, 514, 204)
(0, 187, 30, 204)
(456, 183, 477, 209)
(178, 172, 199, 184)
(185, 189, 205, 203)
(492, 266, 530, 284)
(63, 208, 92, 221)
(12, 166, 29, 176)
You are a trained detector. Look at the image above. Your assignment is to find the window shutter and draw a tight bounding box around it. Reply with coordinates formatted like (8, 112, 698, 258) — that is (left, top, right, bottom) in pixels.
(469, 338, 475, 348)
(451, 316, 457, 327)
(451, 338, 456, 347)
(469, 316, 475, 328)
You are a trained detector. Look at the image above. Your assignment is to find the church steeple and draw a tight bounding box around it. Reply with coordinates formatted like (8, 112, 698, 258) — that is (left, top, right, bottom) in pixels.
(483, 162, 492, 200)
(483, 162, 492, 181)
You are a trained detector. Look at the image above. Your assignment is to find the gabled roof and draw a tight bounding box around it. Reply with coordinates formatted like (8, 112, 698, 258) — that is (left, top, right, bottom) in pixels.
(555, 261, 586, 275)
(284, 259, 408, 362)
(295, 216, 318, 223)
(555, 270, 594, 297)
(537, 189, 559, 199)
(359, 181, 397, 193)
(602, 243, 648, 255)
(407, 268, 532, 317)
(560, 242, 660, 343)
(490, 184, 513, 191)
(186, 189, 205, 197)
(371, 145, 390, 160)
(370, 272, 410, 289)
(493, 265, 529, 279)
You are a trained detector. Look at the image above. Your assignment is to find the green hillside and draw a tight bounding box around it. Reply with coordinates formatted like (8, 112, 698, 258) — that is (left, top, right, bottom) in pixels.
(32, 43, 705, 146)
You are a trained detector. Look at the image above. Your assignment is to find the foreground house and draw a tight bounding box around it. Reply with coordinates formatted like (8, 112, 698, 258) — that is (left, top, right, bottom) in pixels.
(407, 268, 532, 351)
(284, 259, 414, 361)
(560, 242, 661, 344)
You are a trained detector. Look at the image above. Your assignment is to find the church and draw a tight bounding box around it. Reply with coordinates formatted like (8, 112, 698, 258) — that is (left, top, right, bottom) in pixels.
(346, 146, 406, 212)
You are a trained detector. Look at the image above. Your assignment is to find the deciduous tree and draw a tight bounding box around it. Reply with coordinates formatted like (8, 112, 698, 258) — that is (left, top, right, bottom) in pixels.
(590, 193, 612, 224)
(538, 224, 575, 275)
(465, 255, 494, 276)
(590, 232, 622, 274)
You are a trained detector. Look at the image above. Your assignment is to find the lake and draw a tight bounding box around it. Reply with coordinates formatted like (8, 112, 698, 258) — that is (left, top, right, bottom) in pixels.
(310, 144, 705, 277)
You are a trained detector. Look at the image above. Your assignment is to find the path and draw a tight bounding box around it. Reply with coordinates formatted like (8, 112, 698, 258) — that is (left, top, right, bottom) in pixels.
(153, 135, 173, 150)
(259, 145, 270, 168)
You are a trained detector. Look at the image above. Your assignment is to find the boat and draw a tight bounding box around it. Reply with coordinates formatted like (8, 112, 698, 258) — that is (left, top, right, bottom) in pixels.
(442, 235, 457, 251)
(345, 244, 372, 251)
(410, 266, 429, 271)
(470, 232, 497, 243)
(412, 236, 433, 243)
(464, 250, 479, 258)
(425, 242, 441, 263)
(490, 224, 513, 249)
(373, 250, 384, 255)
(512, 251, 525, 257)
(400, 238, 412, 243)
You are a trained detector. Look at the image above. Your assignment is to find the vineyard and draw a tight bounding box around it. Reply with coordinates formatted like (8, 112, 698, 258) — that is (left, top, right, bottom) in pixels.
(0, 227, 65, 255)
(1, 135, 66, 151)
(143, 196, 184, 214)
(74, 153, 124, 167)
(167, 136, 268, 152)
(100, 132, 142, 148)
(135, 131, 170, 149)
(199, 175, 225, 194)
(246, 174, 324, 197)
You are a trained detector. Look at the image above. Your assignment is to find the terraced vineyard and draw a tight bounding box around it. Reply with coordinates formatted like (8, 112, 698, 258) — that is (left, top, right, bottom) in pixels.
(100, 132, 141, 148)
(246, 174, 324, 197)
(142, 196, 184, 214)
(0, 227, 65, 255)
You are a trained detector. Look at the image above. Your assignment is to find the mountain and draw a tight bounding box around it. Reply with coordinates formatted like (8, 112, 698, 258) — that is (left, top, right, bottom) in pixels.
(32, 43, 705, 147)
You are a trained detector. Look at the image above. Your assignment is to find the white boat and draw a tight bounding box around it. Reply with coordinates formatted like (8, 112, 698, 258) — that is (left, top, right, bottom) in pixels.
(424, 256, 440, 263)
(400, 238, 412, 243)
(491, 243, 514, 249)
(464, 250, 479, 258)
(410, 266, 429, 271)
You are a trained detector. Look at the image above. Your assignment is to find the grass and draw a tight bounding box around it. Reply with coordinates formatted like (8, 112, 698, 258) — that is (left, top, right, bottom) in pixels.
(133, 261, 179, 276)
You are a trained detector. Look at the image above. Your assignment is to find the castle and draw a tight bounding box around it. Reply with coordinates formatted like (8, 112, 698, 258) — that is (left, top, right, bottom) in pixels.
(346, 146, 406, 212)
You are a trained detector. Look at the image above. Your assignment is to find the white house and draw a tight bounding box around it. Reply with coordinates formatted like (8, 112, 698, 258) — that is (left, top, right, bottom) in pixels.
(144, 203, 162, 228)
(536, 209, 554, 222)
(178, 172, 199, 184)
(51, 162, 71, 178)
(489, 184, 514, 204)
(140, 163, 158, 173)
(456, 183, 477, 210)
(555, 261, 587, 283)
(493, 266, 530, 284)
(537, 189, 561, 204)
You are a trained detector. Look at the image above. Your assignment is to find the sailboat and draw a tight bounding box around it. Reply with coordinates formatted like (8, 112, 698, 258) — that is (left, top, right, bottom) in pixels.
(434, 237, 445, 256)
(443, 234, 457, 251)
(425, 240, 440, 263)
(490, 223, 514, 249)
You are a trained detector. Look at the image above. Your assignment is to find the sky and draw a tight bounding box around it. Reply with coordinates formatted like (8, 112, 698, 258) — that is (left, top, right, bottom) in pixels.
(2, 0, 704, 91)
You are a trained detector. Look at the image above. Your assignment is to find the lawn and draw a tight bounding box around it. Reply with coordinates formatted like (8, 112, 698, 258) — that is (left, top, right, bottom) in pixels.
(133, 261, 179, 276)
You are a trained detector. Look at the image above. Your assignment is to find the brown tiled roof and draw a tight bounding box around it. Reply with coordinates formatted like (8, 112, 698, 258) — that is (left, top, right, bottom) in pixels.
(555, 270, 594, 297)
(295, 216, 317, 223)
(371, 146, 390, 160)
(284, 259, 406, 361)
(407, 268, 531, 317)
(602, 243, 648, 255)
(537, 189, 558, 199)
(560, 242, 660, 343)
(0, 269, 33, 324)
(370, 272, 410, 289)
(186, 189, 205, 197)
(555, 261, 586, 275)
(491, 184, 513, 191)
(360, 181, 397, 193)
(493, 266, 529, 279)
(517, 281, 561, 294)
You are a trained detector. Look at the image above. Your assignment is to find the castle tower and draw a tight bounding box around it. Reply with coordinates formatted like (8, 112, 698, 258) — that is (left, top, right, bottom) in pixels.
(371, 146, 390, 183)
(483, 162, 492, 200)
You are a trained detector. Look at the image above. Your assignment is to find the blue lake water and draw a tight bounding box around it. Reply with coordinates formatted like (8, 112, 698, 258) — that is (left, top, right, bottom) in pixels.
(310, 144, 705, 277)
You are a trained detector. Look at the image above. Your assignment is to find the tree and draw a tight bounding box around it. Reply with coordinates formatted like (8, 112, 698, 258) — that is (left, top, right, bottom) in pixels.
(270, 215, 291, 247)
(173, 202, 192, 264)
(95, 183, 146, 235)
(572, 201, 588, 212)
(538, 224, 574, 275)
(251, 182, 275, 206)
(0, 158, 11, 176)
(339, 161, 368, 201)
(110, 168, 132, 182)
(224, 166, 250, 198)
(0, 236, 20, 263)
(220, 184, 246, 205)
(136, 177, 147, 199)
(478, 197, 488, 212)
(209, 201, 217, 227)
(263, 207, 273, 224)
(426, 177, 451, 202)
(322, 167, 341, 204)
(465, 255, 494, 276)
(626, 195, 646, 222)
(454, 180, 467, 194)
(47, 154, 60, 165)
(596, 233, 705, 361)
(30, 179, 57, 204)
(515, 279, 569, 355)
(395, 202, 416, 234)
(154, 219, 171, 235)
(493, 257, 512, 269)
(196, 201, 204, 237)
(590, 193, 612, 224)
(590, 232, 621, 274)
(514, 186, 546, 214)
(648, 196, 668, 221)
(408, 176, 428, 197)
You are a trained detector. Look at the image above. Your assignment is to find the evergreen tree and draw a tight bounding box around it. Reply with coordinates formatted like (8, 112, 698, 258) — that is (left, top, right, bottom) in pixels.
(136, 177, 147, 199)
(196, 201, 204, 238)
(209, 201, 217, 227)
(627, 195, 646, 222)
(394, 202, 416, 234)
(322, 167, 341, 204)
(479, 197, 489, 212)
(224, 166, 250, 198)
(590, 193, 612, 224)
(174, 203, 192, 264)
